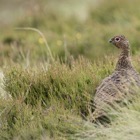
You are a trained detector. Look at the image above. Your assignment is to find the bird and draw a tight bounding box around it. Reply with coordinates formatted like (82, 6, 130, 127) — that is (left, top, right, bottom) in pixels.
(92, 35, 140, 120)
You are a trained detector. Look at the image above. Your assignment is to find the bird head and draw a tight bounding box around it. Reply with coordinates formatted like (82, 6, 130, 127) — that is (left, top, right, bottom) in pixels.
(109, 35, 129, 50)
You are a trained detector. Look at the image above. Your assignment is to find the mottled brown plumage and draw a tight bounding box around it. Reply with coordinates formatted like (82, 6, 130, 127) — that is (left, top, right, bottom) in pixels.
(93, 35, 140, 119)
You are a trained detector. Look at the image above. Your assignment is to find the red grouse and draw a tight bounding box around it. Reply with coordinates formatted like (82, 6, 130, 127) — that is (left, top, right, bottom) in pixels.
(93, 35, 140, 119)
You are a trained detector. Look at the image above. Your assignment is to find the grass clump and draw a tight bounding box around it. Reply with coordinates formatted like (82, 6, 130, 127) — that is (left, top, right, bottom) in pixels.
(4, 58, 96, 111)
(1, 57, 116, 139)
(1, 53, 140, 140)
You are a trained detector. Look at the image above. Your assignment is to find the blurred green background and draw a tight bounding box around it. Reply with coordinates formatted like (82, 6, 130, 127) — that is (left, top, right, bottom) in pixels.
(1, 0, 140, 66)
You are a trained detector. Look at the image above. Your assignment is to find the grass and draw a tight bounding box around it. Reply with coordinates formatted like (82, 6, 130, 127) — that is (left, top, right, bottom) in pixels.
(0, 0, 140, 139)
(2, 56, 140, 140)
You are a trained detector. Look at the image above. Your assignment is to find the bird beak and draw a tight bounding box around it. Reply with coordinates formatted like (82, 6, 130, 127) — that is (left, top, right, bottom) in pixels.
(109, 39, 113, 43)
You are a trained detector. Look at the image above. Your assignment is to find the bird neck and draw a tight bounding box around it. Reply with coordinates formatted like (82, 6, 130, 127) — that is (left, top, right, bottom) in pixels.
(115, 47, 133, 70)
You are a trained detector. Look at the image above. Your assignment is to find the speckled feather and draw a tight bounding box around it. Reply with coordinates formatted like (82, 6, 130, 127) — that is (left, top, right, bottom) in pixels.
(93, 35, 140, 117)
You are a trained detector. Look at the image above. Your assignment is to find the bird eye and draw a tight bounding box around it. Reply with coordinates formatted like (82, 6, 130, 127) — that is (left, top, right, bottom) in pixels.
(115, 37, 120, 42)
